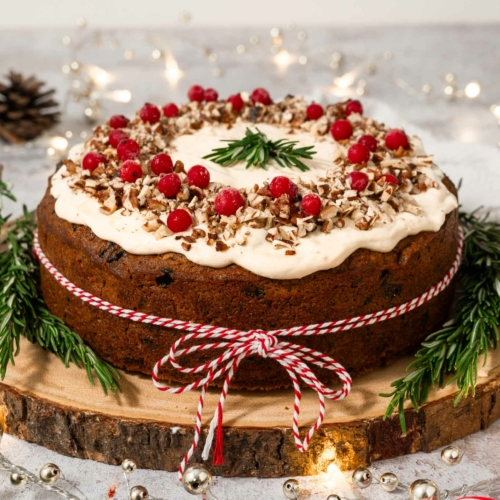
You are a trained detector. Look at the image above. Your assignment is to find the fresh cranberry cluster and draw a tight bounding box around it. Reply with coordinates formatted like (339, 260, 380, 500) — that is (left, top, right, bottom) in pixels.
(78, 88, 416, 238)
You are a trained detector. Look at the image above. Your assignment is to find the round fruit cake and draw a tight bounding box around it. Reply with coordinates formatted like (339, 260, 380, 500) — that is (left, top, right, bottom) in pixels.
(37, 87, 459, 390)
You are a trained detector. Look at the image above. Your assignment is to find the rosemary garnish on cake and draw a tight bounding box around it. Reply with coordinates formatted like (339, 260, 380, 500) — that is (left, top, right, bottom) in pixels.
(203, 127, 316, 171)
(383, 210, 500, 432)
(0, 180, 120, 395)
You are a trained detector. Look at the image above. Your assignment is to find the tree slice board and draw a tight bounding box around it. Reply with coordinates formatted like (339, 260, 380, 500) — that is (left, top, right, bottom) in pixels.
(0, 338, 499, 478)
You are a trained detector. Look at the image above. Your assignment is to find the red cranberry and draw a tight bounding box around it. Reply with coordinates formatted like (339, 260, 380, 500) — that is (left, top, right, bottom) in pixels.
(214, 188, 245, 216)
(380, 174, 399, 185)
(117, 139, 140, 161)
(188, 84, 204, 102)
(269, 176, 298, 201)
(348, 143, 370, 164)
(167, 209, 192, 233)
(120, 160, 142, 182)
(330, 119, 353, 141)
(227, 94, 244, 112)
(82, 152, 107, 171)
(347, 171, 369, 191)
(151, 153, 174, 175)
(301, 193, 322, 217)
(109, 129, 129, 148)
(358, 134, 378, 152)
(385, 129, 409, 150)
(345, 100, 363, 116)
(139, 103, 161, 124)
(158, 173, 182, 198)
(109, 114, 129, 129)
(204, 88, 218, 102)
(163, 103, 179, 118)
(187, 165, 210, 189)
(306, 103, 324, 120)
(251, 87, 271, 105)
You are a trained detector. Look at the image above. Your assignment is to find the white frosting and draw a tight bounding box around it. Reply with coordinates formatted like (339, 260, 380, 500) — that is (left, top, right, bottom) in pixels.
(50, 122, 458, 280)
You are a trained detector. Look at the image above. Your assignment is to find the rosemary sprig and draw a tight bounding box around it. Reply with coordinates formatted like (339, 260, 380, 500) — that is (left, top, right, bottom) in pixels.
(382, 210, 500, 432)
(0, 181, 120, 395)
(203, 127, 316, 171)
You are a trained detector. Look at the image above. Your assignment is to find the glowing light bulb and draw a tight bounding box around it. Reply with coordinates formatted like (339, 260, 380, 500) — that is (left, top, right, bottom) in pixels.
(164, 53, 183, 86)
(50, 136, 68, 152)
(274, 50, 292, 68)
(87, 65, 113, 88)
(464, 81, 481, 98)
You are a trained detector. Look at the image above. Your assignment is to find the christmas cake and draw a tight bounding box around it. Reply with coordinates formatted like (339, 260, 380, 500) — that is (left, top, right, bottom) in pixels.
(37, 87, 459, 390)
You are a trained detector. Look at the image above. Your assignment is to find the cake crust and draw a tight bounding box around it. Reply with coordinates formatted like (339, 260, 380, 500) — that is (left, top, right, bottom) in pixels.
(37, 177, 459, 390)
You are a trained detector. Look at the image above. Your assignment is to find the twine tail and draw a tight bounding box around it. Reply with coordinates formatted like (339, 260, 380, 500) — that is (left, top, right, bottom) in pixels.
(212, 403, 225, 465)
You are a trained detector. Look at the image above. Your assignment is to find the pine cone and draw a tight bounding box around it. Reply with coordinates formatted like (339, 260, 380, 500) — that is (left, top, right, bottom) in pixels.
(0, 71, 60, 144)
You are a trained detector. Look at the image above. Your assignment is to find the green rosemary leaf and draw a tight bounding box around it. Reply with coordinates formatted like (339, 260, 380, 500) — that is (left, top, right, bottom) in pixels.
(382, 211, 500, 431)
(203, 127, 316, 171)
(0, 183, 121, 395)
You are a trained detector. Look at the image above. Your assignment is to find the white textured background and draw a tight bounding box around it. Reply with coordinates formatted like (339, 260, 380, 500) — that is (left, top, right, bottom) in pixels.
(1, 0, 500, 28)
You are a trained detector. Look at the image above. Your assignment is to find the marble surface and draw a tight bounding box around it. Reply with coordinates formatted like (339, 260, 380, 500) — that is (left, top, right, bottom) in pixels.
(1, 25, 500, 499)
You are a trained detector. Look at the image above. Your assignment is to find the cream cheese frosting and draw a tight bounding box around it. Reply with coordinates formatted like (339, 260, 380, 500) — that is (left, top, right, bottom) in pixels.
(50, 121, 458, 280)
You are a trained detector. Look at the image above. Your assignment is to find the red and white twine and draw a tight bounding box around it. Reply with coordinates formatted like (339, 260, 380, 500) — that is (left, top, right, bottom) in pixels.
(33, 226, 463, 480)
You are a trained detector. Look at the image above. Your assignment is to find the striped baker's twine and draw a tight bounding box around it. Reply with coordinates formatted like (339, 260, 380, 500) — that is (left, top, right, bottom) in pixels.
(33, 225, 463, 480)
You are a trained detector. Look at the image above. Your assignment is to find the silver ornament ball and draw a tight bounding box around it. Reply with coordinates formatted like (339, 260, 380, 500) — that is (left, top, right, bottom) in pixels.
(441, 446, 462, 466)
(327, 495, 341, 500)
(380, 472, 399, 492)
(39, 463, 61, 484)
(352, 467, 372, 488)
(182, 464, 213, 495)
(122, 458, 137, 474)
(130, 485, 149, 500)
(409, 479, 441, 500)
(283, 478, 300, 499)
(10, 471, 28, 487)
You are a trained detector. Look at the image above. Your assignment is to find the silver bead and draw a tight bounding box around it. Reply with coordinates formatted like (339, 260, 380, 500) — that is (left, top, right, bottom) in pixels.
(327, 495, 341, 500)
(352, 467, 372, 488)
(10, 471, 28, 487)
(380, 472, 399, 492)
(182, 464, 213, 495)
(409, 479, 441, 500)
(130, 485, 149, 500)
(122, 458, 137, 474)
(39, 463, 61, 484)
(441, 446, 462, 466)
(283, 478, 300, 499)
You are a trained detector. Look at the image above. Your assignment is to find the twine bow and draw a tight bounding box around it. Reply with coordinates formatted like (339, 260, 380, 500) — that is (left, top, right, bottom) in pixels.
(152, 328, 352, 480)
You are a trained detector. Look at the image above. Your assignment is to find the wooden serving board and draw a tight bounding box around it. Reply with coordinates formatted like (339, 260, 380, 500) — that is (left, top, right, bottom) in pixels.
(0, 337, 499, 478)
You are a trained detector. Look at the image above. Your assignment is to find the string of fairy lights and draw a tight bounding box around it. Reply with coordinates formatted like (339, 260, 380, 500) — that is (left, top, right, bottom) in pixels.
(1, 14, 499, 160)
